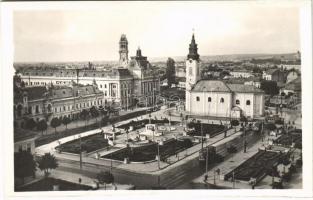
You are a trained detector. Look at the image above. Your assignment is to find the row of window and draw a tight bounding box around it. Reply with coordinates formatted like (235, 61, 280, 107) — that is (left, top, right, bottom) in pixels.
(25, 81, 70, 86)
(195, 97, 251, 105)
(16, 99, 103, 117)
(142, 82, 157, 94)
(54, 100, 103, 113)
(17, 143, 32, 152)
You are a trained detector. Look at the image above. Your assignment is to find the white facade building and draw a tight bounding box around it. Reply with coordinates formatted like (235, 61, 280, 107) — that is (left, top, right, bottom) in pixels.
(17, 35, 160, 109)
(185, 34, 265, 119)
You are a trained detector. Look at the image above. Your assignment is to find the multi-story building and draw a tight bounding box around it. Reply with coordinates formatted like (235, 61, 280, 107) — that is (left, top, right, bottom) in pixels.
(14, 81, 104, 128)
(230, 70, 254, 78)
(14, 129, 37, 154)
(16, 34, 160, 109)
(262, 68, 286, 83)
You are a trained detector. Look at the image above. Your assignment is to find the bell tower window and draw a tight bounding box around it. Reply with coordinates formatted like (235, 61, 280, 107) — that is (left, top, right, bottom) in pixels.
(189, 67, 193, 76)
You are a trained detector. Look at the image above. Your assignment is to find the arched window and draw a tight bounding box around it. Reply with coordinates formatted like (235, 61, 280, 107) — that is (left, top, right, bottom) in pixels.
(246, 100, 251, 105)
(196, 96, 200, 101)
(220, 98, 224, 103)
(189, 67, 193, 75)
(236, 99, 240, 105)
(208, 97, 211, 102)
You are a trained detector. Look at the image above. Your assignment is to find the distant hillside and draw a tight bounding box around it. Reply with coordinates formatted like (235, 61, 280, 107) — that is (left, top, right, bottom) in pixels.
(14, 52, 298, 69)
(149, 53, 299, 63)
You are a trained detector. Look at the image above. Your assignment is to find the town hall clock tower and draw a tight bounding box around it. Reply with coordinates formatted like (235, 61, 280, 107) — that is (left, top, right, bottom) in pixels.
(119, 34, 129, 67)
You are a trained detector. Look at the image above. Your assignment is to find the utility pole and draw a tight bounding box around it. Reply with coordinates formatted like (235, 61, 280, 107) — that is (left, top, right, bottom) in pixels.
(205, 147, 208, 175)
(79, 135, 82, 170)
(157, 143, 161, 169)
(232, 171, 235, 189)
(201, 121, 204, 150)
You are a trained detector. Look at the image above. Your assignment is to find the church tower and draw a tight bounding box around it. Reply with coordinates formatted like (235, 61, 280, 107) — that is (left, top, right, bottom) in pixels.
(119, 34, 129, 67)
(185, 33, 200, 113)
(186, 33, 200, 91)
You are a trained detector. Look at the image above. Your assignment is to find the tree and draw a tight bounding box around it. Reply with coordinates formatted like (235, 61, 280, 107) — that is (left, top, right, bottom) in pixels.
(90, 106, 100, 123)
(166, 58, 176, 87)
(25, 118, 37, 130)
(98, 105, 108, 126)
(14, 151, 37, 184)
(37, 153, 58, 177)
(220, 70, 230, 79)
(96, 171, 114, 190)
(266, 123, 277, 131)
(252, 66, 263, 74)
(260, 80, 279, 96)
(50, 117, 61, 134)
(80, 109, 89, 127)
(231, 120, 239, 127)
(62, 116, 71, 130)
(37, 119, 48, 135)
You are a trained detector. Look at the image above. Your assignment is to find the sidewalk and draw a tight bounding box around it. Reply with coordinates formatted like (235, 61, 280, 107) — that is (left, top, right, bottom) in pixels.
(35, 107, 150, 136)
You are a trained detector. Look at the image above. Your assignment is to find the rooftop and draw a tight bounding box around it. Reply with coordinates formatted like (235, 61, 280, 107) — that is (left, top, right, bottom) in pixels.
(23, 86, 47, 100)
(191, 80, 231, 92)
(227, 84, 264, 93)
(192, 80, 264, 93)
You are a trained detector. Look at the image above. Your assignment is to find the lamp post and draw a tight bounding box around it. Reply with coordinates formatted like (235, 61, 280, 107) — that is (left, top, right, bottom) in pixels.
(199, 120, 204, 150)
(152, 126, 155, 142)
(202, 86, 206, 150)
(205, 146, 209, 176)
(79, 134, 82, 170)
(157, 141, 164, 170)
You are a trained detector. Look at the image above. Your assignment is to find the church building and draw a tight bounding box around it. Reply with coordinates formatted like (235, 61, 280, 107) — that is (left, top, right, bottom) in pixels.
(185, 34, 265, 119)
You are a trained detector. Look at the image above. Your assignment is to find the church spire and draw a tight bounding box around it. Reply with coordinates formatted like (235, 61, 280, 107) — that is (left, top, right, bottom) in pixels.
(187, 33, 200, 61)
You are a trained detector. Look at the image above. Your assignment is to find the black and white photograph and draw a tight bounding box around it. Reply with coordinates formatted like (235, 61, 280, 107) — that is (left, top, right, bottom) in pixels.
(1, 1, 312, 199)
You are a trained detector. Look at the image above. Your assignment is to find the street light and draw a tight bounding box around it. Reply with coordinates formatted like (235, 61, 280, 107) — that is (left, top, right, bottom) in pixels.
(151, 126, 155, 142)
(157, 140, 164, 169)
(79, 134, 82, 170)
(202, 86, 206, 151)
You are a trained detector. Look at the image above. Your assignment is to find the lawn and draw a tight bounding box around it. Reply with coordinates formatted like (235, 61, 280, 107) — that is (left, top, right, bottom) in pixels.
(102, 138, 196, 162)
(35, 108, 151, 147)
(187, 123, 225, 137)
(224, 150, 286, 182)
(16, 177, 92, 191)
(274, 132, 302, 149)
(55, 133, 108, 154)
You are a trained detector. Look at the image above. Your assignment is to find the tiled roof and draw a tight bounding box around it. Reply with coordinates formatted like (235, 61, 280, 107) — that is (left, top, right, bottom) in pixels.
(50, 85, 103, 99)
(227, 84, 264, 93)
(264, 68, 279, 75)
(284, 77, 301, 91)
(24, 86, 48, 100)
(114, 68, 132, 77)
(20, 67, 133, 78)
(192, 80, 231, 92)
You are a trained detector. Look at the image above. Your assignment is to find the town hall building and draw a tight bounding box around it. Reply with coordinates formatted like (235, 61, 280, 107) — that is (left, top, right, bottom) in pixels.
(185, 34, 265, 119)
(16, 34, 160, 110)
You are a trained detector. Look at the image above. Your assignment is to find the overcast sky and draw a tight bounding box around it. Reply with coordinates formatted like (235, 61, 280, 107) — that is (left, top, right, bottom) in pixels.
(14, 1, 301, 62)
